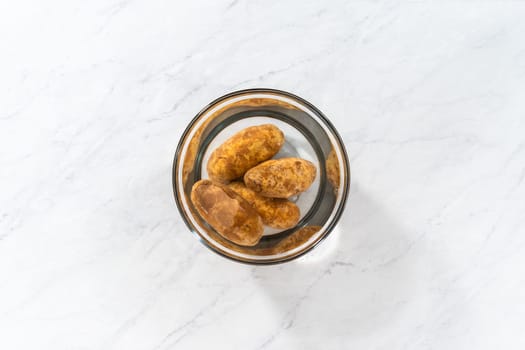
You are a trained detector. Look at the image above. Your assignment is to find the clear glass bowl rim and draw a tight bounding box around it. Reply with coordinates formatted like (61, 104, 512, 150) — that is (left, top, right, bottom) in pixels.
(172, 88, 350, 265)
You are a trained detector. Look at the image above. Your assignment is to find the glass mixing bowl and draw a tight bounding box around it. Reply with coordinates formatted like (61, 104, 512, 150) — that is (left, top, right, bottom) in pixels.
(173, 88, 350, 264)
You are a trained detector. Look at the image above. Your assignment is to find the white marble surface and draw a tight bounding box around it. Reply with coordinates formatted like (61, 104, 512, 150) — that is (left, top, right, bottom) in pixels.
(1, 1, 525, 349)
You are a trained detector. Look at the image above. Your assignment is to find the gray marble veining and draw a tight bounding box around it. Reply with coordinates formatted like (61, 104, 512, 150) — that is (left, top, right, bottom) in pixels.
(1, 0, 525, 349)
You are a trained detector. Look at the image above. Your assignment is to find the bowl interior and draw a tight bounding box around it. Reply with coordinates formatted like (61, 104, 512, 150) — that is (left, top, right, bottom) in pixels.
(200, 117, 322, 236)
(174, 89, 349, 264)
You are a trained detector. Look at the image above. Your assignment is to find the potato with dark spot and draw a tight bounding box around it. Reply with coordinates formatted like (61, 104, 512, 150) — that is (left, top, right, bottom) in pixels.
(191, 180, 263, 246)
(228, 182, 300, 229)
(244, 158, 317, 198)
(207, 124, 284, 183)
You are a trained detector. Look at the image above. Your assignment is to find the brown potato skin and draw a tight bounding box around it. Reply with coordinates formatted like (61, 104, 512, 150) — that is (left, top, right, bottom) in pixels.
(207, 124, 284, 183)
(272, 226, 322, 253)
(208, 225, 322, 256)
(228, 182, 300, 229)
(326, 148, 340, 194)
(191, 180, 263, 246)
(244, 158, 317, 198)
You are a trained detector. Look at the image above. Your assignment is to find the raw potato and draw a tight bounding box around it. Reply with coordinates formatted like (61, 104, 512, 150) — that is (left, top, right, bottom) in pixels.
(228, 182, 300, 229)
(207, 124, 284, 183)
(244, 158, 317, 198)
(191, 180, 263, 246)
(272, 226, 322, 253)
(182, 118, 214, 186)
(207, 225, 322, 256)
(326, 148, 340, 194)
